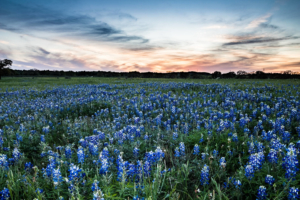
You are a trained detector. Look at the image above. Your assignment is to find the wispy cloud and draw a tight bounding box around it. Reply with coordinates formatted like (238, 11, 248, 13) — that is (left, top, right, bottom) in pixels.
(18, 46, 98, 71)
(0, 43, 13, 58)
(123, 46, 163, 52)
(0, 22, 18, 31)
(259, 23, 279, 30)
(34, 47, 50, 55)
(246, 13, 272, 29)
(223, 36, 299, 46)
(0, 48, 11, 58)
(0, 1, 148, 44)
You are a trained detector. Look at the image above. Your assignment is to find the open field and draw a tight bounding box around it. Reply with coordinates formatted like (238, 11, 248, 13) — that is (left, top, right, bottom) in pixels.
(0, 78, 299, 200)
(1, 77, 300, 90)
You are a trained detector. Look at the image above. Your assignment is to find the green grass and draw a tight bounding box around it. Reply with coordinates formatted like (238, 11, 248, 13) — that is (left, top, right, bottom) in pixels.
(1, 77, 300, 90)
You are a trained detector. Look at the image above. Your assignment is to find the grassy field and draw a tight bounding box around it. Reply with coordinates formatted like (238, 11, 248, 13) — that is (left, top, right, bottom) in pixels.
(1, 77, 300, 90)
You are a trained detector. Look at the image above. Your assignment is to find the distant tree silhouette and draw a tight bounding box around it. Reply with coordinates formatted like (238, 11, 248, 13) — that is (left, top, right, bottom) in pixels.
(256, 71, 265, 75)
(212, 71, 221, 78)
(222, 71, 236, 78)
(0, 59, 13, 80)
(283, 70, 292, 75)
(0, 66, 299, 79)
(255, 71, 267, 79)
(237, 70, 247, 76)
(128, 71, 140, 78)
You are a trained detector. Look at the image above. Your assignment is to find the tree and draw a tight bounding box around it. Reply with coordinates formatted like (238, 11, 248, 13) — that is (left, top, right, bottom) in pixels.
(212, 71, 221, 78)
(283, 70, 292, 75)
(128, 71, 140, 78)
(256, 71, 265, 75)
(228, 71, 236, 77)
(237, 70, 247, 76)
(0, 59, 13, 80)
(255, 71, 267, 79)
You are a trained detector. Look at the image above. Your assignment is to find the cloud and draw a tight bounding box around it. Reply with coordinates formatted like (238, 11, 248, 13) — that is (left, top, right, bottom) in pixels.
(108, 36, 148, 43)
(37, 48, 50, 55)
(124, 46, 163, 52)
(223, 36, 299, 46)
(251, 42, 300, 48)
(12, 60, 61, 70)
(0, 44, 13, 58)
(246, 13, 272, 29)
(0, 22, 19, 31)
(21, 45, 137, 72)
(32, 15, 94, 26)
(282, 62, 300, 67)
(259, 23, 279, 30)
(0, 49, 11, 58)
(0, 1, 148, 44)
(20, 46, 98, 71)
(205, 57, 255, 71)
(86, 24, 121, 36)
(116, 13, 137, 21)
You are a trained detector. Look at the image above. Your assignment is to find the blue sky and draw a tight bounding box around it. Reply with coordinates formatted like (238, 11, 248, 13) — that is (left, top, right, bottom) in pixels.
(0, 0, 299, 72)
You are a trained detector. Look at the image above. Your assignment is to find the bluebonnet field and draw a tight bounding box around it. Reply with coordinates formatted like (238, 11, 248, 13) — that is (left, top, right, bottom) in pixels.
(0, 81, 299, 200)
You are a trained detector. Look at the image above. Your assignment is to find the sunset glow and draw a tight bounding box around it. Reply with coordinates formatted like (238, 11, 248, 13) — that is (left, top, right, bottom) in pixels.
(0, 0, 299, 72)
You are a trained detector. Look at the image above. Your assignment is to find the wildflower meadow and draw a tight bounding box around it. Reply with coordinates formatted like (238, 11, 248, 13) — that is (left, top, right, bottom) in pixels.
(0, 79, 299, 200)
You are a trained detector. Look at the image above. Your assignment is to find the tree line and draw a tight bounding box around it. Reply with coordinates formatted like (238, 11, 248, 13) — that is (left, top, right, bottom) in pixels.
(1, 59, 300, 79)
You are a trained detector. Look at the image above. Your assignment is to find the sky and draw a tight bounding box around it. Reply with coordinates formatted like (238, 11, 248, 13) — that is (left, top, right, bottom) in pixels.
(0, 0, 299, 73)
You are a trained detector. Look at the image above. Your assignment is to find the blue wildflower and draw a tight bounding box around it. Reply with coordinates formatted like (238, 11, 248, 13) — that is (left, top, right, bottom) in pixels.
(200, 164, 209, 185)
(133, 195, 145, 200)
(288, 187, 299, 200)
(155, 146, 165, 161)
(133, 147, 139, 158)
(219, 157, 226, 168)
(213, 149, 218, 157)
(267, 149, 278, 164)
(245, 165, 254, 180)
(234, 180, 241, 189)
(0, 154, 8, 170)
(179, 142, 185, 156)
(89, 143, 98, 156)
(25, 162, 33, 171)
(93, 190, 105, 200)
(65, 146, 72, 159)
(41, 135, 45, 143)
(68, 164, 82, 182)
(77, 146, 85, 163)
(257, 186, 267, 200)
(143, 160, 151, 177)
(36, 188, 43, 194)
(265, 175, 275, 185)
(0, 187, 10, 200)
(12, 147, 21, 162)
(173, 132, 178, 140)
(53, 168, 63, 188)
(193, 144, 199, 155)
(201, 153, 208, 160)
(99, 158, 109, 175)
(174, 147, 180, 157)
(232, 133, 238, 142)
(282, 146, 299, 180)
(91, 180, 99, 192)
